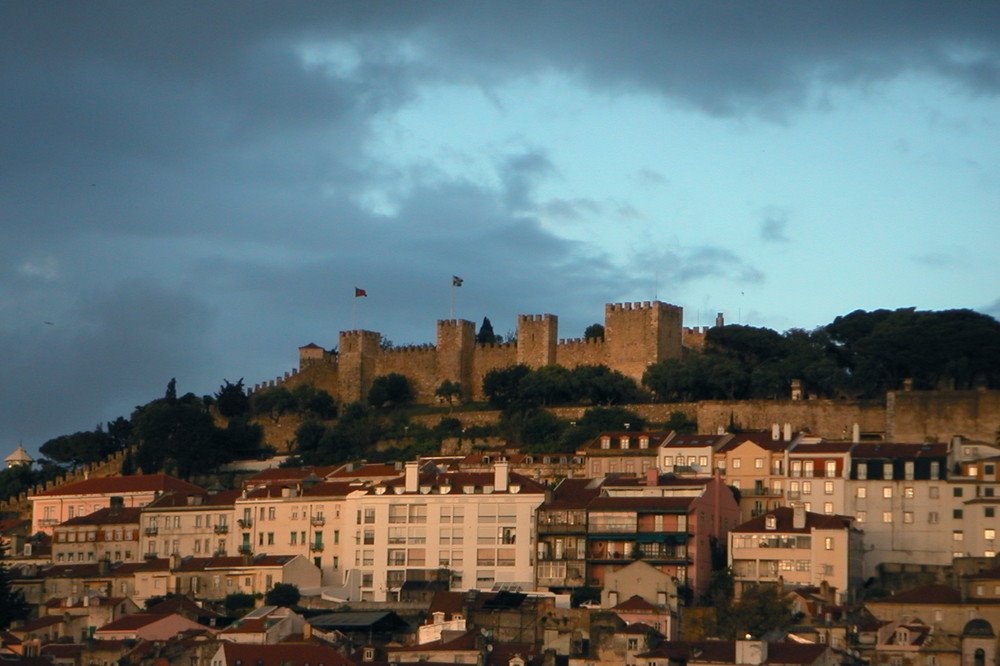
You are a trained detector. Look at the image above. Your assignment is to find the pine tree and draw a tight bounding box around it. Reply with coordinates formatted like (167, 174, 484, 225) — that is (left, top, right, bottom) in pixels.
(0, 555, 30, 630)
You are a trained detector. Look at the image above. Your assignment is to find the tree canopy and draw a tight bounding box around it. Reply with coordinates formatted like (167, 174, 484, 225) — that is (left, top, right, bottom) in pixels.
(264, 582, 301, 607)
(368, 373, 415, 408)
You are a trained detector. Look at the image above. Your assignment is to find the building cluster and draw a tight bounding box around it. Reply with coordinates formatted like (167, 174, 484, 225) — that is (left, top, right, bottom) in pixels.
(3, 426, 1000, 665)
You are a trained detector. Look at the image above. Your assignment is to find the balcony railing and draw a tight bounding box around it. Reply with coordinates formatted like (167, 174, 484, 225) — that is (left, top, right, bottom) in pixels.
(237, 518, 253, 529)
(39, 518, 60, 527)
(537, 523, 587, 535)
(310, 516, 326, 527)
(309, 542, 325, 552)
(144, 526, 158, 536)
(145, 552, 158, 559)
(214, 524, 229, 534)
(238, 544, 253, 555)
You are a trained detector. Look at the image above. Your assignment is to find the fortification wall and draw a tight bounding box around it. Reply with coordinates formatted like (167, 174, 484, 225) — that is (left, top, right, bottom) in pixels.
(471, 342, 518, 402)
(555, 337, 608, 369)
(517, 314, 557, 368)
(887, 390, 1000, 443)
(375, 345, 438, 403)
(604, 301, 683, 383)
(695, 399, 886, 440)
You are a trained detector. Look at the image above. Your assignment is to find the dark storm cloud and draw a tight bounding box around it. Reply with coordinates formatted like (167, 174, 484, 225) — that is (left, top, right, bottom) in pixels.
(2, 1, 995, 449)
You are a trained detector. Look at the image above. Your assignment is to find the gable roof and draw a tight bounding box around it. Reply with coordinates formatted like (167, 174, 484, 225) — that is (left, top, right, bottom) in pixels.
(542, 478, 605, 510)
(612, 595, 660, 612)
(57, 506, 142, 527)
(717, 431, 793, 453)
(851, 442, 948, 459)
(733, 507, 852, 533)
(144, 490, 240, 509)
(220, 642, 354, 666)
(31, 473, 203, 498)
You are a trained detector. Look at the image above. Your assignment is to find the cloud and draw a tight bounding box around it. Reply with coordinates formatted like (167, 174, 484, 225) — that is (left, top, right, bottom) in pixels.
(912, 251, 959, 268)
(980, 298, 1000, 321)
(760, 210, 791, 243)
(635, 244, 765, 287)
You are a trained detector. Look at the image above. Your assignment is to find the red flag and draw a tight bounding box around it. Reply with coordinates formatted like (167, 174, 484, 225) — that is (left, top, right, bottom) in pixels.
(355, 287, 367, 298)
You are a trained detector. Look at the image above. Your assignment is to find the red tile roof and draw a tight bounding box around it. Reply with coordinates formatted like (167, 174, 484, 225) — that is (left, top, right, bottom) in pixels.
(732, 507, 852, 534)
(542, 478, 605, 510)
(144, 490, 240, 509)
(243, 466, 339, 485)
(32, 473, 203, 497)
(371, 470, 546, 495)
(57, 506, 141, 527)
(789, 441, 854, 454)
(613, 595, 660, 612)
(96, 613, 175, 632)
(220, 642, 354, 666)
(873, 584, 963, 605)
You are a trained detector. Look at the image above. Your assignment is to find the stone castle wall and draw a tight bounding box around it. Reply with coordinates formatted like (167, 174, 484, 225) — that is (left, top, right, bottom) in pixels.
(887, 390, 1000, 443)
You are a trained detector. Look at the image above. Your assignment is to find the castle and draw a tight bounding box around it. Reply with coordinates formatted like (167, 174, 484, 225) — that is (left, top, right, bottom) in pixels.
(267, 301, 718, 405)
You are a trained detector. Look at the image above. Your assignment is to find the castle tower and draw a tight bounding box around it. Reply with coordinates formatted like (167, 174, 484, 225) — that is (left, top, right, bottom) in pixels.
(436, 320, 476, 399)
(516, 314, 558, 368)
(604, 301, 683, 383)
(338, 330, 381, 404)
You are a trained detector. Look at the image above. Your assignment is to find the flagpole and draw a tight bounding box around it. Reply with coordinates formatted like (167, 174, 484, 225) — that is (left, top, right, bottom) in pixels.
(352, 295, 357, 330)
(450, 284, 456, 319)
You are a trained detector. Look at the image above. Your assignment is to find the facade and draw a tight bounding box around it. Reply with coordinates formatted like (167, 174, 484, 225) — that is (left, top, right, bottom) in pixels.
(659, 433, 730, 475)
(29, 473, 203, 535)
(729, 506, 862, 603)
(340, 461, 546, 601)
(51, 502, 140, 564)
(786, 440, 852, 517)
(714, 431, 794, 522)
(580, 432, 667, 479)
(140, 490, 238, 559)
(536, 478, 604, 592)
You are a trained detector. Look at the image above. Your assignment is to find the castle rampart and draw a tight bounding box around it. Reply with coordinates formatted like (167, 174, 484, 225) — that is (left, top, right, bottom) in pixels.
(275, 300, 693, 406)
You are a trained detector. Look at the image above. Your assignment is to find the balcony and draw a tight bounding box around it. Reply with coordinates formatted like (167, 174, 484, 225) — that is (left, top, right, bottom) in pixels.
(144, 526, 158, 536)
(238, 544, 253, 555)
(537, 523, 587, 535)
(213, 549, 227, 557)
(39, 518, 60, 527)
(309, 542, 325, 552)
(310, 516, 326, 527)
(214, 524, 229, 534)
(237, 518, 252, 529)
(742, 487, 784, 498)
(145, 552, 158, 559)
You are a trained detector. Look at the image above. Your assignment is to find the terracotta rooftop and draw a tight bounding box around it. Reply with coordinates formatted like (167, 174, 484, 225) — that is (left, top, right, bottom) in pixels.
(789, 441, 855, 454)
(144, 490, 240, 509)
(31, 473, 203, 497)
(872, 584, 963, 605)
(718, 431, 795, 453)
(96, 613, 177, 632)
(733, 507, 853, 534)
(582, 431, 671, 454)
(16, 615, 66, 632)
(542, 478, 605, 510)
(851, 442, 948, 459)
(328, 462, 408, 478)
(220, 642, 354, 666)
(663, 433, 732, 449)
(146, 594, 223, 617)
(612, 595, 660, 612)
(241, 481, 361, 500)
(638, 640, 829, 664)
(371, 470, 546, 495)
(587, 496, 693, 512)
(57, 506, 142, 527)
(243, 466, 339, 485)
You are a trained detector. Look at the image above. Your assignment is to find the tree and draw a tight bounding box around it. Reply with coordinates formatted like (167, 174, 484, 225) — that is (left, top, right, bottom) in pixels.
(264, 582, 301, 608)
(249, 386, 297, 422)
(0, 554, 30, 630)
(717, 583, 794, 639)
(224, 592, 256, 615)
(40, 428, 119, 467)
(215, 379, 250, 418)
(295, 420, 327, 455)
(572, 365, 643, 405)
(368, 374, 414, 408)
(519, 365, 575, 406)
(477, 317, 501, 344)
(482, 365, 532, 409)
(435, 380, 463, 410)
(584, 323, 605, 340)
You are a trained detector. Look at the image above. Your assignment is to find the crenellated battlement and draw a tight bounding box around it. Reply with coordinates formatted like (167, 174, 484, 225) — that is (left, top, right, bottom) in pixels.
(558, 337, 605, 346)
(518, 313, 556, 323)
(387, 343, 437, 354)
(476, 341, 517, 350)
(606, 300, 681, 313)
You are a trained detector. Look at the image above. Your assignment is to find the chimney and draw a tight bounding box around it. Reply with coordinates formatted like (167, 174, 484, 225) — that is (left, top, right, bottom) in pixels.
(783, 423, 792, 442)
(792, 504, 806, 530)
(645, 467, 659, 487)
(303, 622, 312, 639)
(405, 461, 419, 493)
(735, 637, 767, 665)
(717, 425, 725, 435)
(771, 424, 780, 441)
(852, 423, 860, 444)
(790, 379, 803, 401)
(494, 461, 510, 493)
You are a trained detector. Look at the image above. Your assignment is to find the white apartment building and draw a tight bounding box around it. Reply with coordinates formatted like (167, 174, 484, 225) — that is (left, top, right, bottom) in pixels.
(233, 480, 367, 586)
(786, 441, 852, 517)
(729, 505, 862, 604)
(658, 433, 730, 475)
(141, 491, 238, 559)
(340, 461, 546, 601)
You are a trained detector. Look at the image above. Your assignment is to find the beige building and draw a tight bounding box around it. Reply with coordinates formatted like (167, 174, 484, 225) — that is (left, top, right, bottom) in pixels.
(729, 506, 862, 604)
(659, 433, 730, 476)
(580, 431, 666, 478)
(29, 473, 203, 535)
(714, 430, 794, 522)
(340, 461, 546, 601)
(140, 490, 238, 559)
(786, 440, 852, 516)
(52, 501, 141, 564)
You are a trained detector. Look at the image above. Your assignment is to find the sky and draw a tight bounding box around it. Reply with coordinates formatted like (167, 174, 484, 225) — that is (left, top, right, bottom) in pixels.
(2, 2, 999, 454)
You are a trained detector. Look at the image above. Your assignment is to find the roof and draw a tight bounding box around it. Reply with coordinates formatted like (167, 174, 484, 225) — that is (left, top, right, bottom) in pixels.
(308, 611, 402, 630)
(240, 481, 360, 500)
(733, 507, 853, 534)
(329, 462, 415, 478)
(5, 445, 33, 463)
(638, 640, 829, 664)
(144, 490, 240, 509)
(789, 441, 855, 454)
(146, 595, 223, 618)
(96, 613, 178, 632)
(873, 585, 963, 605)
(613, 595, 660, 612)
(370, 470, 546, 495)
(718, 431, 794, 453)
(31, 473, 203, 498)
(582, 431, 670, 454)
(388, 630, 478, 653)
(17, 615, 66, 632)
(662, 433, 731, 449)
(587, 496, 693, 512)
(56, 506, 141, 527)
(173, 554, 297, 571)
(242, 466, 339, 485)
(542, 478, 605, 510)
(220, 642, 354, 666)
(851, 442, 948, 459)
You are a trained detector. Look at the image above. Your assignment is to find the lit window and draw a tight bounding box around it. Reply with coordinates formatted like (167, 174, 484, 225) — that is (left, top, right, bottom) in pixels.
(903, 512, 913, 524)
(824, 503, 833, 514)
(882, 512, 892, 523)
(732, 458, 741, 469)
(824, 482, 834, 495)
(904, 487, 914, 499)
(986, 529, 996, 540)
(856, 511, 866, 523)
(755, 458, 764, 469)
(856, 487, 866, 499)
(953, 531, 964, 541)
(824, 537, 833, 550)
(883, 487, 892, 499)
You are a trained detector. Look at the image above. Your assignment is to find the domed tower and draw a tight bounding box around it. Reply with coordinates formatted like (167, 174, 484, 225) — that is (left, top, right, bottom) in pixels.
(5, 444, 33, 469)
(961, 618, 995, 666)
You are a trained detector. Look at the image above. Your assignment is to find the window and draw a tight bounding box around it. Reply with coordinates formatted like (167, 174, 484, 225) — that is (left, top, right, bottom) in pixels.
(791, 461, 802, 477)
(930, 487, 939, 499)
(856, 487, 866, 499)
(882, 512, 892, 523)
(824, 537, 833, 550)
(953, 531, 964, 542)
(803, 482, 812, 494)
(904, 487, 914, 499)
(364, 507, 376, 524)
(903, 511, 913, 524)
(883, 486, 892, 499)
(824, 502, 834, 514)
(732, 458, 741, 469)
(857, 465, 867, 480)
(755, 458, 764, 469)
(954, 488, 964, 498)
(268, 507, 276, 520)
(986, 529, 996, 540)
(363, 529, 375, 545)
(904, 461, 914, 480)
(804, 461, 814, 477)
(883, 463, 893, 480)
(987, 508, 995, 518)
(954, 509, 964, 519)
(856, 511, 866, 523)
(267, 532, 274, 545)
(929, 511, 938, 524)
(826, 461, 837, 477)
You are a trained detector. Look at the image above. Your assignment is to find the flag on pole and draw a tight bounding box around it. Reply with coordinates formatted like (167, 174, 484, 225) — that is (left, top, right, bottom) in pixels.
(355, 287, 367, 297)
(452, 275, 463, 287)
